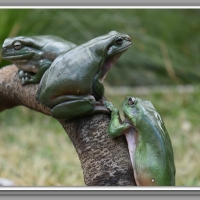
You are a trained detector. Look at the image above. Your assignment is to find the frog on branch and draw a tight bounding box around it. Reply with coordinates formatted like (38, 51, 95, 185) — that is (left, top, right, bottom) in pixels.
(105, 97, 176, 186)
(36, 31, 131, 120)
(1, 35, 76, 85)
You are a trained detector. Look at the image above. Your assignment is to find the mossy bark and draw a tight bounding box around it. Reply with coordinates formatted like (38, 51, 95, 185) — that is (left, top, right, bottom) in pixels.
(0, 65, 136, 186)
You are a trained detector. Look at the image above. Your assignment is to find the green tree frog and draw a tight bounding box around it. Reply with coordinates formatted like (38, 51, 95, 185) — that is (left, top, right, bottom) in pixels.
(2, 35, 76, 85)
(105, 97, 175, 186)
(36, 31, 131, 120)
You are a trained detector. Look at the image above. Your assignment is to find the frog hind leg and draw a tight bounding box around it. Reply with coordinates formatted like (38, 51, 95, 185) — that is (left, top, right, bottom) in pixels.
(49, 95, 110, 120)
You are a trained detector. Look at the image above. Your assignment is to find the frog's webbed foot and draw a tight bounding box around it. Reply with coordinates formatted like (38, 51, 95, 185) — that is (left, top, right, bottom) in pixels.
(104, 101, 114, 110)
(18, 70, 38, 85)
(18, 69, 26, 79)
(92, 102, 111, 115)
(104, 100, 119, 113)
(91, 97, 111, 114)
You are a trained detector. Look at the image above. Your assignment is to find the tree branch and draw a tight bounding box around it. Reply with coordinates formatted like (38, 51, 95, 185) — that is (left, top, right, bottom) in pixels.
(0, 65, 136, 186)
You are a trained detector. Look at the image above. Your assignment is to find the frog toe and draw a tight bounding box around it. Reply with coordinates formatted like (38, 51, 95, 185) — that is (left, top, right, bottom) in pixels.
(18, 70, 25, 78)
(24, 72, 31, 78)
(21, 78, 26, 86)
(104, 101, 114, 110)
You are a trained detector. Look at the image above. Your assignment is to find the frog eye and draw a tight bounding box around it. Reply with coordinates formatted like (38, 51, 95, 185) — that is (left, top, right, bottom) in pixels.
(116, 36, 123, 45)
(13, 41, 22, 50)
(128, 97, 136, 105)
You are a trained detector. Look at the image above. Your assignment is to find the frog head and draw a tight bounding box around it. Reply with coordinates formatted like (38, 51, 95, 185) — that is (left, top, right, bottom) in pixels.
(1, 36, 45, 63)
(1, 35, 76, 65)
(93, 31, 132, 81)
(122, 97, 160, 127)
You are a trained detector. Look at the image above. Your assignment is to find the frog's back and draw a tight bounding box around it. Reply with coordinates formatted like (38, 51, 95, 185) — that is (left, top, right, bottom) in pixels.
(134, 112, 175, 186)
(37, 45, 102, 99)
(34, 35, 76, 53)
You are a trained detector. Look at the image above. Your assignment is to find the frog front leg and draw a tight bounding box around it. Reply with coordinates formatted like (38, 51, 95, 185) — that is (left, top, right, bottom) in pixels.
(92, 72, 105, 100)
(20, 59, 52, 85)
(106, 101, 137, 181)
(105, 101, 132, 138)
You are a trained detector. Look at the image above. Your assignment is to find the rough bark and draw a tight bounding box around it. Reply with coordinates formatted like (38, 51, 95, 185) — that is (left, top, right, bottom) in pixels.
(0, 65, 136, 186)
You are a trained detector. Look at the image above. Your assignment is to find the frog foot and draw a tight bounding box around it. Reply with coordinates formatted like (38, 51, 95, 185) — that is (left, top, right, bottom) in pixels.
(18, 70, 38, 85)
(93, 98, 111, 114)
(18, 69, 25, 78)
(92, 103, 111, 115)
(95, 96, 109, 107)
(104, 100, 114, 111)
(95, 98, 105, 106)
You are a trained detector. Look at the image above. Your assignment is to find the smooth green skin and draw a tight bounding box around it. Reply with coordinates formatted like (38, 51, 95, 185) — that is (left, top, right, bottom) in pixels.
(105, 97, 176, 186)
(2, 35, 76, 85)
(36, 31, 131, 120)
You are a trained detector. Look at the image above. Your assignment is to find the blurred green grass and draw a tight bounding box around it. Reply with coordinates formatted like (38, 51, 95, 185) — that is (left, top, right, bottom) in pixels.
(0, 9, 200, 186)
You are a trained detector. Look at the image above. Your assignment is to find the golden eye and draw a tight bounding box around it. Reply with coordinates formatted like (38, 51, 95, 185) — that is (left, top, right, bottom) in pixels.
(116, 36, 123, 45)
(128, 97, 136, 105)
(13, 41, 22, 50)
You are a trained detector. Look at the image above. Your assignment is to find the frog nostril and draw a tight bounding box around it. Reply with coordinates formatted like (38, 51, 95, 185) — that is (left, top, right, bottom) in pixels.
(3, 47, 7, 51)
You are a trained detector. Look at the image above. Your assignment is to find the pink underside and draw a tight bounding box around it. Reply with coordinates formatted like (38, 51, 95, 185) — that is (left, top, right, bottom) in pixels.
(125, 128, 137, 170)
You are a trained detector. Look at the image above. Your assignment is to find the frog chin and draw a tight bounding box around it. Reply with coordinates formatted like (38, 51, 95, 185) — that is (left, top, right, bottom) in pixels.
(100, 51, 126, 82)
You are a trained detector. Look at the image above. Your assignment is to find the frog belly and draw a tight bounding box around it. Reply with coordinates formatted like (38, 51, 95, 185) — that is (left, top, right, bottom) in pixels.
(125, 128, 137, 170)
(133, 140, 174, 186)
(125, 128, 174, 186)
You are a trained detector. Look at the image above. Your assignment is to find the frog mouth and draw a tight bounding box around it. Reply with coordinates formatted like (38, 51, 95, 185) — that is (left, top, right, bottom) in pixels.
(107, 43, 131, 55)
(2, 52, 34, 60)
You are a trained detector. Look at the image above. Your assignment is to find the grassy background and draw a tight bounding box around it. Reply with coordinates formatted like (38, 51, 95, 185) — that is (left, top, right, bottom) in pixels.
(0, 9, 200, 186)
